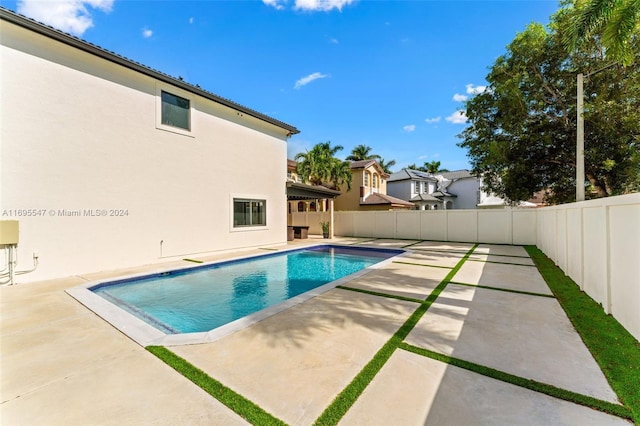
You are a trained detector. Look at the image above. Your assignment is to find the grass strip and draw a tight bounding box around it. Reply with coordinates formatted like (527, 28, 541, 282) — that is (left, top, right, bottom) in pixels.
(183, 258, 204, 263)
(392, 260, 453, 269)
(526, 246, 640, 424)
(347, 238, 379, 245)
(398, 343, 632, 421)
(313, 244, 478, 425)
(400, 240, 424, 249)
(410, 247, 471, 255)
(146, 346, 287, 426)
(467, 258, 536, 267)
(336, 285, 425, 304)
(469, 252, 532, 259)
(448, 281, 556, 298)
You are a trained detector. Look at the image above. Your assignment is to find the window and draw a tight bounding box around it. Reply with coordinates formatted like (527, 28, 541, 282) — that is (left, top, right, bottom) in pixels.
(233, 199, 266, 227)
(373, 174, 379, 189)
(364, 172, 370, 187)
(161, 91, 190, 130)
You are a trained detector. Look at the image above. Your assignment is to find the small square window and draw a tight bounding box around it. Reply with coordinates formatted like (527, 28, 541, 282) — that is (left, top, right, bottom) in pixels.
(161, 91, 190, 130)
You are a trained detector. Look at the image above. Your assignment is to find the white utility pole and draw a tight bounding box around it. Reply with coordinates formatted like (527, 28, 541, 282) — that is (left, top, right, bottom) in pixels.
(576, 73, 585, 202)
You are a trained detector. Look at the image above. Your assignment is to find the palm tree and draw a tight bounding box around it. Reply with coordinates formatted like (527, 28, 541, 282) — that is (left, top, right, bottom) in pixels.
(294, 142, 352, 191)
(346, 144, 381, 161)
(424, 161, 442, 174)
(405, 161, 449, 173)
(378, 158, 396, 174)
(567, 0, 640, 65)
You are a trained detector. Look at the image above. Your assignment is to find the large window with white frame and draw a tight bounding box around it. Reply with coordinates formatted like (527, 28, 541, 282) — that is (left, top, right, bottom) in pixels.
(233, 198, 266, 227)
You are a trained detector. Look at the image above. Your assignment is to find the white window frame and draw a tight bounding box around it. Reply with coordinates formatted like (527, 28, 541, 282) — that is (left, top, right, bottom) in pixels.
(155, 83, 195, 137)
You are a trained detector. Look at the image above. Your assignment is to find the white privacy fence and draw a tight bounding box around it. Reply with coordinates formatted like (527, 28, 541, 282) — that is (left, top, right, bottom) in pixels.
(289, 193, 640, 341)
(535, 193, 640, 342)
(290, 209, 538, 245)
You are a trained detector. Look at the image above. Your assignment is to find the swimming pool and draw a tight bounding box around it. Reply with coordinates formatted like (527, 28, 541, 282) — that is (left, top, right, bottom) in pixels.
(67, 245, 402, 346)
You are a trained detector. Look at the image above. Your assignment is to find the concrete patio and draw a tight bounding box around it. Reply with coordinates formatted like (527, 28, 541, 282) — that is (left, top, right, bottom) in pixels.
(0, 238, 631, 425)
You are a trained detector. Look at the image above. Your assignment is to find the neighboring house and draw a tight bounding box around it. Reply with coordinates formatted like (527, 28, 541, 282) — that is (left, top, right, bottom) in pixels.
(438, 170, 480, 209)
(388, 168, 519, 210)
(287, 159, 303, 184)
(334, 160, 414, 211)
(387, 169, 447, 210)
(0, 8, 299, 283)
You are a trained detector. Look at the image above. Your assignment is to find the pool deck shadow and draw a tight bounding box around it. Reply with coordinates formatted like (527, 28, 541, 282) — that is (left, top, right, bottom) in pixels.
(0, 237, 631, 425)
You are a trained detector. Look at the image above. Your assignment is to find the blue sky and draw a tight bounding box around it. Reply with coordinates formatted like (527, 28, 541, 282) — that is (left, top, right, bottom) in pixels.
(6, 0, 560, 172)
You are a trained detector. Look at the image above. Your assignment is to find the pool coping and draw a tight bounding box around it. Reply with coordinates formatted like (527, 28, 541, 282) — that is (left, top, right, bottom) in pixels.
(66, 244, 405, 347)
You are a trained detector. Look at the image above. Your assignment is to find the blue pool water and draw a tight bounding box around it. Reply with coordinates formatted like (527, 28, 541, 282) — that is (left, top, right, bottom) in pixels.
(92, 245, 400, 334)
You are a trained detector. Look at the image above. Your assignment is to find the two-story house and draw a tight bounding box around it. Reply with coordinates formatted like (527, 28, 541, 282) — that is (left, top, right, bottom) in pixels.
(333, 160, 414, 211)
(387, 169, 448, 210)
(1, 8, 299, 282)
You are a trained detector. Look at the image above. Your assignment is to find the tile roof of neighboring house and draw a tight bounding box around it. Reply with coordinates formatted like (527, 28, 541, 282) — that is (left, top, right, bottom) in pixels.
(361, 193, 414, 207)
(349, 160, 389, 177)
(0, 7, 300, 136)
(438, 170, 475, 180)
(349, 159, 378, 169)
(410, 194, 443, 202)
(388, 169, 438, 182)
(287, 159, 297, 169)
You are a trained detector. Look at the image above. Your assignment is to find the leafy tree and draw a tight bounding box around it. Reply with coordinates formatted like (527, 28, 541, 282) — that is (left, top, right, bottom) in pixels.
(459, 8, 640, 204)
(378, 158, 396, 174)
(566, 0, 640, 65)
(294, 142, 353, 191)
(346, 144, 381, 161)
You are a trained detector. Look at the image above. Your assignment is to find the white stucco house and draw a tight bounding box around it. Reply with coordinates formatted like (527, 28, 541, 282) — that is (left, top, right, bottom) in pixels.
(0, 8, 299, 283)
(387, 169, 455, 210)
(387, 169, 515, 210)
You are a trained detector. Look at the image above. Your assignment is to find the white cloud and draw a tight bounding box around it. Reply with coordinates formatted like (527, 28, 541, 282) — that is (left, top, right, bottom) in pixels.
(329, 37, 339, 44)
(403, 124, 416, 132)
(445, 110, 468, 124)
(453, 93, 468, 102)
(466, 84, 487, 95)
(424, 116, 441, 124)
(294, 72, 329, 89)
(262, 0, 286, 9)
(263, 0, 356, 11)
(189, 17, 194, 24)
(294, 0, 357, 11)
(142, 28, 153, 38)
(418, 155, 428, 160)
(17, 0, 114, 36)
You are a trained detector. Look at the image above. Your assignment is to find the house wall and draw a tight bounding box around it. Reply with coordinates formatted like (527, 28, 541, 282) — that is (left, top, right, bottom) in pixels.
(334, 169, 363, 211)
(1, 20, 289, 283)
(447, 178, 479, 209)
(386, 180, 410, 200)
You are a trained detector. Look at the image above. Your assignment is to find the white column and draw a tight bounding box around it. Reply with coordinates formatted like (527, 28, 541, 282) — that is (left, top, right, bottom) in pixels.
(329, 198, 335, 239)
